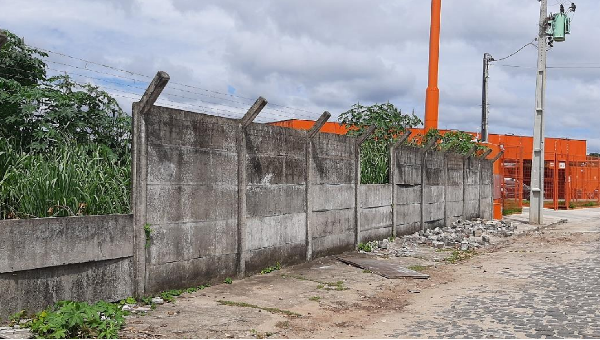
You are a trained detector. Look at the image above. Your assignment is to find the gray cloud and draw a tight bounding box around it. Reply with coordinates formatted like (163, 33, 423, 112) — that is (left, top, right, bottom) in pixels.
(1, 0, 598, 152)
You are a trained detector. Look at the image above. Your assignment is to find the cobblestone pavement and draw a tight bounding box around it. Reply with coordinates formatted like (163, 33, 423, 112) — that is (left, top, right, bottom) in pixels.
(384, 218, 600, 339)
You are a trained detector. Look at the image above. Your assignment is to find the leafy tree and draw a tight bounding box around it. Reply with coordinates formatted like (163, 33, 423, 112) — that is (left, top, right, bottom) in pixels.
(0, 30, 131, 157)
(423, 129, 488, 155)
(339, 102, 422, 184)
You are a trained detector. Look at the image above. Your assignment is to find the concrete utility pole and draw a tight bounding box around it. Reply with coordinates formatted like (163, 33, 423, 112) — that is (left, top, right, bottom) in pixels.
(530, 0, 548, 224)
(481, 53, 494, 143)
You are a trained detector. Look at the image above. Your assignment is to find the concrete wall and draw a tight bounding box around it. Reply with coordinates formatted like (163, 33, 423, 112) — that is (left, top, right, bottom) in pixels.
(393, 146, 423, 235)
(359, 185, 393, 243)
(244, 123, 307, 273)
(143, 107, 239, 293)
(464, 157, 482, 220)
(0, 103, 495, 319)
(310, 133, 357, 258)
(0, 215, 133, 319)
(445, 153, 465, 224)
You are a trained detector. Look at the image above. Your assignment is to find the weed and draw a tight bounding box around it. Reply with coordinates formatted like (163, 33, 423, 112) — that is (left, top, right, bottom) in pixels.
(144, 224, 153, 248)
(569, 202, 576, 209)
(362, 269, 372, 273)
(316, 284, 325, 289)
(218, 300, 301, 317)
(159, 289, 184, 303)
(357, 243, 372, 252)
(0, 142, 131, 220)
(23, 300, 127, 339)
(224, 277, 233, 284)
(445, 250, 476, 264)
(260, 262, 281, 275)
(308, 296, 321, 302)
(275, 321, 290, 329)
(388, 236, 396, 242)
(9, 310, 26, 325)
(407, 265, 430, 272)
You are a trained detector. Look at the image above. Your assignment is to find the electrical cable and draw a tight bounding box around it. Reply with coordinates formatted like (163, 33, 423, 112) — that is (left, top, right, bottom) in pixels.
(493, 39, 537, 62)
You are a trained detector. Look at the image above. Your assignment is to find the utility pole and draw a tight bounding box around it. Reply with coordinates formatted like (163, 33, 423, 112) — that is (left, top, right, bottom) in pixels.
(530, 0, 548, 224)
(481, 53, 494, 143)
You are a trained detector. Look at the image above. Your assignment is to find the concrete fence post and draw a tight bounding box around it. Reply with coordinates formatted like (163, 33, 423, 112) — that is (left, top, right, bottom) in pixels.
(305, 112, 331, 261)
(390, 132, 412, 237)
(355, 126, 377, 247)
(132, 71, 170, 298)
(420, 138, 438, 232)
(236, 97, 268, 277)
(443, 152, 449, 228)
(461, 146, 479, 220)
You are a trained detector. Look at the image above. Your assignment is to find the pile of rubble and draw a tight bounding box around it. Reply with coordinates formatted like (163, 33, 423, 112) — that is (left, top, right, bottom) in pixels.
(361, 218, 519, 257)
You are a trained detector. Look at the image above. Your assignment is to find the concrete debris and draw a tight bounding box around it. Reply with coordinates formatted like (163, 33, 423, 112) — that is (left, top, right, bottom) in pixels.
(359, 218, 520, 256)
(121, 304, 152, 313)
(0, 327, 34, 339)
(151, 297, 165, 305)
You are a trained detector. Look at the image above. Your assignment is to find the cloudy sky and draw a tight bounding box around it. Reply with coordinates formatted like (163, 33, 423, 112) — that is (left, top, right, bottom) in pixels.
(2, 0, 599, 152)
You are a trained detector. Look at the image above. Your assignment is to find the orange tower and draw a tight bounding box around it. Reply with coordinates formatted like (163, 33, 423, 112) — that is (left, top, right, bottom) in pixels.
(424, 0, 442, 133)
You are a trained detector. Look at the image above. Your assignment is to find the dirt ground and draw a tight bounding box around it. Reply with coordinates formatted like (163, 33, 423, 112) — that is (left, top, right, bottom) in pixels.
(120, 208, 600, 339)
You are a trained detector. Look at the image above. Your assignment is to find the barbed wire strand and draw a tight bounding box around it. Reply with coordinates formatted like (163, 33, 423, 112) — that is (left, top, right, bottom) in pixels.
(0, 66, 312, 122)
(33, 45, 321, 116)
(41, 57, 318, 120)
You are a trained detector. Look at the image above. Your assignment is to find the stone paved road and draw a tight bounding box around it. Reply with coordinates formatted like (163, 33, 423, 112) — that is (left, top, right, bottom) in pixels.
(381, 210, 600, 339)
(120, 208, 600, 339)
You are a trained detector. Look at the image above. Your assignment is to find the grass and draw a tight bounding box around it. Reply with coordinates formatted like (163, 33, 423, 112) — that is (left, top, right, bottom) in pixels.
(0, 141, 130, 219)
(502, 207, 523, 216)
(444, 250, 476, 264)
(224, 277, 233, 284)
(217, 300, 301, 317)
(407, 265, 431, 272)
(282, 274, 349, 291)
(308, 296, 321, 302)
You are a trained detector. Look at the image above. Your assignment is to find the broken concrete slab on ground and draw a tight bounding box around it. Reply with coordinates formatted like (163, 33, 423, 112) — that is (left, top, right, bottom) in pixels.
(337, 254, 430, 279)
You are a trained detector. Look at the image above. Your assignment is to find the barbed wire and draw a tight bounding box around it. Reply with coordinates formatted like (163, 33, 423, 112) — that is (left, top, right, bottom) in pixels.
(0, 65, 315, 122)
(32, 45, 322, 117)
(41, 57, 319, 120)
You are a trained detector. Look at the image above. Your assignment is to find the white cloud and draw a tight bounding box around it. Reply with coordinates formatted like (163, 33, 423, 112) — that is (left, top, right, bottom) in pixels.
(1, 0, 599, 151)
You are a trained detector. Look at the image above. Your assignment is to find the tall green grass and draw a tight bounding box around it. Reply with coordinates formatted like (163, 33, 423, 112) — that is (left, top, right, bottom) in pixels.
(0, 139, 130, 219)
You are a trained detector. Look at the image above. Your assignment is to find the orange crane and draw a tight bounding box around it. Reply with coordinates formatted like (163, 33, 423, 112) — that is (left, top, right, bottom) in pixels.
(424, 0, 442, 133)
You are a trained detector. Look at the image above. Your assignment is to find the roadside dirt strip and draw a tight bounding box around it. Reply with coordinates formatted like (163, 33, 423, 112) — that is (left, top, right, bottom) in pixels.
(121, 209, 600, 339)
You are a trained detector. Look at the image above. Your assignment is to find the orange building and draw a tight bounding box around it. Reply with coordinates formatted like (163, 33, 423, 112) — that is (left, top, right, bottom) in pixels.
(271, 119, 599, 214)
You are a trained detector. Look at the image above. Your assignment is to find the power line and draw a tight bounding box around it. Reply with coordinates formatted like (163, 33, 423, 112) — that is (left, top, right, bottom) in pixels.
(496, 64, 600, 69)
(493, 39, 537, 62)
